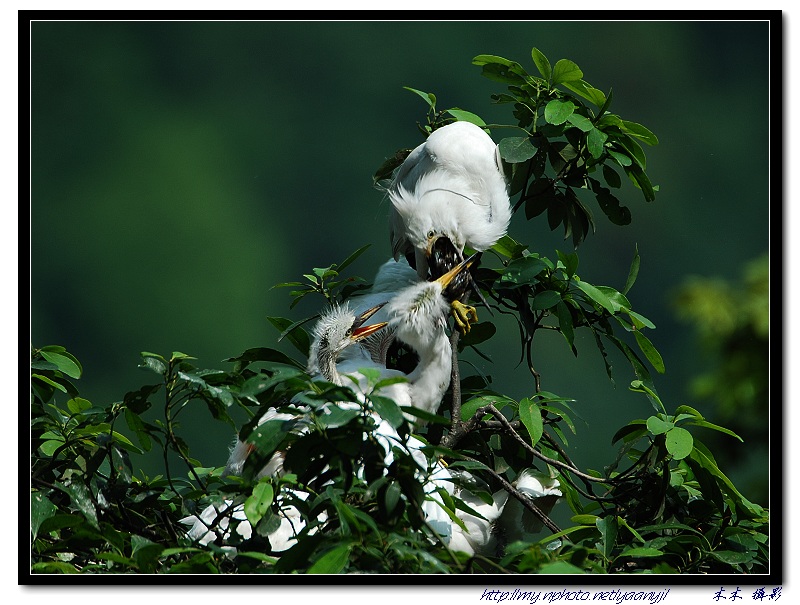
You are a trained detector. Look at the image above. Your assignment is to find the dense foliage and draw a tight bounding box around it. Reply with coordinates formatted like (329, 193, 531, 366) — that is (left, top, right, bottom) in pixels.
(30, 47, 769, 575)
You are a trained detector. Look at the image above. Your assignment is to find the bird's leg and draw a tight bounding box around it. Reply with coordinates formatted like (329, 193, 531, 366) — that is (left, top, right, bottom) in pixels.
(451, 300, 478, 334)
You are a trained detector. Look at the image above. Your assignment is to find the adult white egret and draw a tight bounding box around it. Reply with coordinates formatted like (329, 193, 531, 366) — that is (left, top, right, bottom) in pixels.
(387, 120, 512, 331)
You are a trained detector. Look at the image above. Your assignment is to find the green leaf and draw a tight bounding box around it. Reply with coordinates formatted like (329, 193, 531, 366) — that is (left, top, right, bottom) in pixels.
(685, 420, 744, 442)
(646, 416, 674, 435)
(244, 480, 274, 526)
(518, 397, 543, 447)
(611, 420, 647, 444)
(561, 80, 607, 107)
(246, 416, 300, 457)
(491, 234, 528, 259)
(336, 244, 371, 273)
(573, 279, 616, 314)
(308, 543, 353, 574)
(139, 353, 167, 376)
(566, 113, 593, 132)
(622, 244, 640, 295)
(500, 256, 549, 287)
(317, 405, 360, 429)
(266, 316, 312, 357)
(371, 395, 405, 429)
(596, 516, 618, 559)
(532, 290, 562, 311)
(57, 481, 99, 529)
(447, 108, 486, 127)
(587, 127, 608, 159)
(544, 99, 575, 125)
(31, 373, 68, 393)
(531, 47, 552, 81)
(551, 59, 583, 84)
(40, 349, 82, 379)
(66, 397, 92, 414)
(498, 136, 536, 163)
(627, 310, 656, 329)
(31, 492, 57, 540)
(608, 149, 632, 167)
(556, 301, 575, 350)
(403, 86, 436, 110)
(620, 120, 659, 146)
(633, 331, 666, 373)
(537, 560, 585, 574)
(665, 427, 694, 460)
(619, 547, 664, 558)
(710, 550, 753, 565)
(625, 165, 656, 202)
(602, 164, 622, 189)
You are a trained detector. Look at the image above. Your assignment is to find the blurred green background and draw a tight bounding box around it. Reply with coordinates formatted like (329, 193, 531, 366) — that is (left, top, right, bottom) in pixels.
(31, 21, 770, 509)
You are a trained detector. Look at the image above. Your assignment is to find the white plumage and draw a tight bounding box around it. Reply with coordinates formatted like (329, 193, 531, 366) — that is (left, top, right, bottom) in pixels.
(388, 121, 512, 281)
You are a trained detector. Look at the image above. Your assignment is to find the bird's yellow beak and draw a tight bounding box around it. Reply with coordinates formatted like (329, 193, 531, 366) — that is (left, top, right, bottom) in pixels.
(352, 321, 388, 341)
(351, 303, 389, 341)
(434, 253, 479, 289)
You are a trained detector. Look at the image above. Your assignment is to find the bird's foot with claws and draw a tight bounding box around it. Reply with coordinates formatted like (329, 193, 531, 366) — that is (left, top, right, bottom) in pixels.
(451, 300, 478, 334)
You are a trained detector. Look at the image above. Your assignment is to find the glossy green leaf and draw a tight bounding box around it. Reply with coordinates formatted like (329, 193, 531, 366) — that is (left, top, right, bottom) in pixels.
(556, 301, 575, 350)
(634, 331, 666, 373)
(519, 397, 543, 447)
(544, 99, 575, 125)
(244, 480, 274, 527)
(611, 420, 647, 444)
(561, 79, 607, 107)
(371, 395, 405, 429)
(531, 47, 552, 81)
(620, 120, 659, 146)
(246, 416, 300, 456)
(587, 127, 607, 159)
(139, 354, 167, 376)
(665, 427, 694, 460)
(573, 279, 616, 314)
(566, 113, 593, 132)
(31, 492, 58, 540)
(337, 244, 372, 273)
(266, 316, 312, 356)
(603, 164, 622, 189)
(500, 256, 549, 286)
(627, 310, 656, 329)
(498, 136, 536, 163)
(40, 350, 82, 379)
(537, 560, 585, 574)
(403, 86, 436, 110)
(646, 416, 673, 435)
(317, 405, 360, 429)
(552, 59, 583, 84)
(532, 290, 562, 311)
(447, 108, 486, 127)
(596, 516, 618, 559)
(686, 420, 743, 442)
(619, 547, 664, 558)
(622, 244, 640, 295)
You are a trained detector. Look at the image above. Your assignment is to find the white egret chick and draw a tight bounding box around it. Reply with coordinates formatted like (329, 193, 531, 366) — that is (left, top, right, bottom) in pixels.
(336, 253, 478, 417)
(347, 257, 420, 365)
(181, 305, 389, 552)
(387, 121, 512, 332)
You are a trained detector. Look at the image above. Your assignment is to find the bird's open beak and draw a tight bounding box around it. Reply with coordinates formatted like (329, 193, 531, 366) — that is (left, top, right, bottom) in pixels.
(434, 252, 479, 289)
(351, 303, 389, 341)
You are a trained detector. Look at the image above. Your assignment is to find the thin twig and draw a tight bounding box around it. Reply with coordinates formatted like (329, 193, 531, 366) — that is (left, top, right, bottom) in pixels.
(459, 453, 561, 535)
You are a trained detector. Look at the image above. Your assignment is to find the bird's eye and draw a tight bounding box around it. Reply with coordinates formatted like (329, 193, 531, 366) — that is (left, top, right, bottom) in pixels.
(427, 230, 435, 239)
